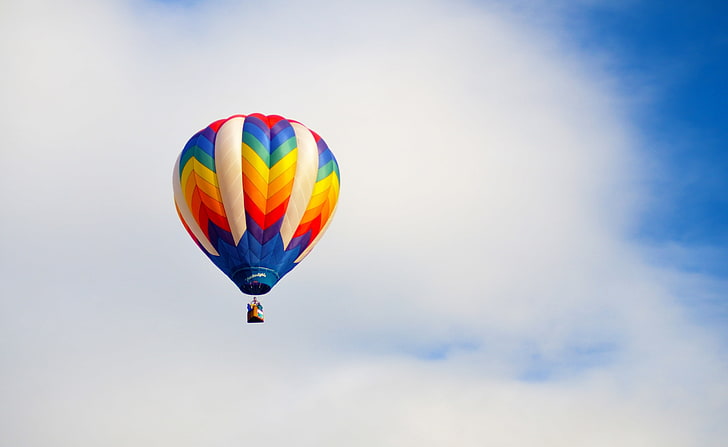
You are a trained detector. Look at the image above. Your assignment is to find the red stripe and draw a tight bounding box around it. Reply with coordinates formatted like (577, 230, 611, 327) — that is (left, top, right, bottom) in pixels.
(264, 199, 290, 230)
(208, 118, 227, 133)
(293, 219, 313, 238)
(308, 214, 323, 242)
(267, 114, 286, 128)
(244, 195, 266, 227)
(190, 190, 207, 236)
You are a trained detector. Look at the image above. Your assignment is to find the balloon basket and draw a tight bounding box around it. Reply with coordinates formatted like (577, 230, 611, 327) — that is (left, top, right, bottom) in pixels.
(247, 303, 264, 323)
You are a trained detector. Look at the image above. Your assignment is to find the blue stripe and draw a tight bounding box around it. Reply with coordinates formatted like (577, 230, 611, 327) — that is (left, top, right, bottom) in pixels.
(270, 120, 295, 150)
(318, 148, 333, 167)
(243, 116, 270, 150)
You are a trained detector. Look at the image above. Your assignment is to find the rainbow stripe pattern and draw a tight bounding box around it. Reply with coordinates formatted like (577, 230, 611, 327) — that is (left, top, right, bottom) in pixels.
(173, 114, 340, 295)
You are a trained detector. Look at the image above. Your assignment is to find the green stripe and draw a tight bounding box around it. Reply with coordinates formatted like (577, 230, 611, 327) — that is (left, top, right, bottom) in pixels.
(270, 136, 297, 166)
(179, 149, 194, 176)
(179, 146, 216, 176)
(243, 132, 270, 167)
(316, 160, 336, 181)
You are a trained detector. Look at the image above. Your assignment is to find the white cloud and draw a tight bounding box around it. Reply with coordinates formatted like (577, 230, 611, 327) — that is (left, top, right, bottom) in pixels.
(1, 0, 725, 445)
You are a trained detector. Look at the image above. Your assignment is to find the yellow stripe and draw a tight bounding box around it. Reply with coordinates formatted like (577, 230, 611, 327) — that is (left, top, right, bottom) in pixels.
(182, 169, 220, 207)
(243, 156, 268, 201)
(268, 166, 295, 198)
(180, 160, 195, 192)
(303, 175, 334, 209)
(242, 143, 270, 179)
(329, 177, 340, 203)
(174, 157, 219, 256)
(181, 158, 218, 190)
(192, 172, 222, 200)
(192, 161, 218, 186)
(300, 197, 326, 222)
(270, 149, 298, 179)
(242, 145, 271, 213)
(320, 183, 339, 223)
(312, 172, 335, 193)
(307, 189, 330, 210)
(299, 176, 339, 225)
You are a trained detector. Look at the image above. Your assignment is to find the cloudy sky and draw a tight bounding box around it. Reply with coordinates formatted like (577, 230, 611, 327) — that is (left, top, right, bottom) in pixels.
(1, 0, 726, 445)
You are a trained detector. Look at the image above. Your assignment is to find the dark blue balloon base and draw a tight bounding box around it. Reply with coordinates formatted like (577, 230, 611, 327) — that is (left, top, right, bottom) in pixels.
(232, 267, 280, 295)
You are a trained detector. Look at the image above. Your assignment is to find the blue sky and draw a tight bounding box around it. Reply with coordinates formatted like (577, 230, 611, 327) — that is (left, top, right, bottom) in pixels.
(1, 0, 727, 445)
(568, 1, 728, 271)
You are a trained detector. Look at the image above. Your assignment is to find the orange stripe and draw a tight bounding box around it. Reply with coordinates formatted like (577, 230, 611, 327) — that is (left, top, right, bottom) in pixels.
(198, 188, 227, 219)
(183, 165, 231, 237)
(189, 190, 207, 236)
(192, 171, 222, 200)
(268, 165, 296, 195)
(183, 174, 197, 205)
(242, 157, 269, 195)
(243, 176, 267, 211)
(199, 193, 230, 231)
(319, 200, 331, 227)
(267, 178, 294, 210)
(183, 172, 220, 209)
(299, 202, 325, 224)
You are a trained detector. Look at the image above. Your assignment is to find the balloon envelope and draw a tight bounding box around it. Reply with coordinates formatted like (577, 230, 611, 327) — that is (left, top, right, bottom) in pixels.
(173, 114, 340, 295)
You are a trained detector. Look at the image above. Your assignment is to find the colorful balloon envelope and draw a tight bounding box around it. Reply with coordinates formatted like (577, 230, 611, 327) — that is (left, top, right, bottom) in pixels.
(173, 114, 340, 295)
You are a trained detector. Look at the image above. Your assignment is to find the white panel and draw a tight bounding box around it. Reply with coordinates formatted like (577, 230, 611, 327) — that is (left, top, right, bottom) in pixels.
(280, 122, 320, 248)
(173, 156, 219, 256)
(214, 116, 247, 244)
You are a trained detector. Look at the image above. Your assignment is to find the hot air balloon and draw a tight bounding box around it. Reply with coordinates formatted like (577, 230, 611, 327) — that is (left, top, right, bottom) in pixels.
(173, 114, 340, 323)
